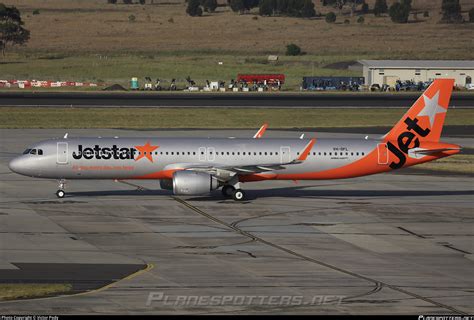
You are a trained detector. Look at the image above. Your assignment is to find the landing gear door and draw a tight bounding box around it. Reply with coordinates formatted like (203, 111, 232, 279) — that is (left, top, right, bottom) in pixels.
(377, 143, 388, 165)
(280, 146, 291, 164)
(57, 142, 68, 165)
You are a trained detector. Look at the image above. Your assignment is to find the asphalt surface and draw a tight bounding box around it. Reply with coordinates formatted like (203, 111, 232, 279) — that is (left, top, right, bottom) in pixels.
(1, 92, 473, 108)
(0, 263, 146, 292)
(0, 129, 472, 314)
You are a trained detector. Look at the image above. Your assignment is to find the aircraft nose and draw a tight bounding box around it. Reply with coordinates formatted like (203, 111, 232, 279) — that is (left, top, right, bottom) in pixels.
(8, 157, 25, 174)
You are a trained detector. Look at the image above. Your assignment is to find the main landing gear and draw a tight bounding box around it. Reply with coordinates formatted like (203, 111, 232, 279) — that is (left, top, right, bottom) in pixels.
(221, 184, 246, 201)
(56, 179, 66, 198)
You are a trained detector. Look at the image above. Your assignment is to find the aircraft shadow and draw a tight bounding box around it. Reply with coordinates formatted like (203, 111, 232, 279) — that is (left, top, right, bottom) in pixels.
(68, 186, 474, 201)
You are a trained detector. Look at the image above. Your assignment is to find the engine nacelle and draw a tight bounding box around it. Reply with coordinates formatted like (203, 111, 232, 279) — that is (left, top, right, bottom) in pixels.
(172, 171, 219, 195)
(159, 179, 173, 190)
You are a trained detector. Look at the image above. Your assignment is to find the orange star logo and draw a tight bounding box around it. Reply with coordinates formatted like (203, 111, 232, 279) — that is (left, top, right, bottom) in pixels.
(134, 141, 159, 163)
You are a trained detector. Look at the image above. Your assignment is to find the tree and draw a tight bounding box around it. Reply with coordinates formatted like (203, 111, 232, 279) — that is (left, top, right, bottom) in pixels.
(259, 0, 274, 16)
(469, 7, 474, 22)
(373, 0, 387, 16)
(107, 0, 118, 3)
(286, 43, 301, 56)
(276, 0, 289, 14)
(440, 0, 462, 23)
(203, 0, 217, 12)
(389, 0, 411, 23)
(325, 11, 336, 23)
(123, 0, 133, 4)
(243, 0, 259, 11)
(357, 15, 364, 23)
(361, 2, 369, 13)
(187, 0, 203, 16)
(0, 3, 30, 57)
(139, 0, 146, 4)
(301, 0, 315, 17)
(229, 0, 245, 13)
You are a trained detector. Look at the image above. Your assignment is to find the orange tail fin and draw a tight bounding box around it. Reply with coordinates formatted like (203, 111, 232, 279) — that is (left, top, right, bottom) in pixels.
(384, 79, 454, 143)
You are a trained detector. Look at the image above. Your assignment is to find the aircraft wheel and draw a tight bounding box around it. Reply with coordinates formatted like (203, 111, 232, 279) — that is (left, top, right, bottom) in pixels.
(56, 190, 65, 198)
(222, 185, 235, 197)
(232, 189, 246, 201)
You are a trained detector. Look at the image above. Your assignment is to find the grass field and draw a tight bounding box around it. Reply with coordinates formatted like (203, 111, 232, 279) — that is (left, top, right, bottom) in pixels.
(0, 0, 473, 90)
(416, 154, 474, 175)
(0, 283, 72, 301)
(1, 107, 472, 129)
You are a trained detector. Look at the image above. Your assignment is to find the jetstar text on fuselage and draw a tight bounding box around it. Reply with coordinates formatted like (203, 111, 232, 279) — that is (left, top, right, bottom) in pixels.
(72, 145, 136, 160)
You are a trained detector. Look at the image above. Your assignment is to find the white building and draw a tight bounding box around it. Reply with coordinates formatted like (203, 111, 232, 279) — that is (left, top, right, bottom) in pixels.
(358, 60, 474, 87)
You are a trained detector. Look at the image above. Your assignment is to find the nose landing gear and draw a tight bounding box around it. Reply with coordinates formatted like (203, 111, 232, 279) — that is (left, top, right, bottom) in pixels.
(56, 179, 66, 198)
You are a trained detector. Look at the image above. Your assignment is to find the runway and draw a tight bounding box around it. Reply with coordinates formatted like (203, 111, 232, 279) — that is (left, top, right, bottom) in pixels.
(0, 129, 473, 314)
(1, 92, 473, 108)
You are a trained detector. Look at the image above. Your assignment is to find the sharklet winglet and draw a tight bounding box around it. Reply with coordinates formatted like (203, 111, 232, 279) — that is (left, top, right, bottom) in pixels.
(297, 138, 316, 162)
(253, 123, 268, 139)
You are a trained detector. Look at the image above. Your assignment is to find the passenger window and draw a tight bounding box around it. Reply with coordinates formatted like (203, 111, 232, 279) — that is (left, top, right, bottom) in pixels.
(362, 152, 365, 156)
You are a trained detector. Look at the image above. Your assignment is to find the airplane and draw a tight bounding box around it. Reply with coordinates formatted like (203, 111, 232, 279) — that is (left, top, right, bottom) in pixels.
(9, 79, 461, 201)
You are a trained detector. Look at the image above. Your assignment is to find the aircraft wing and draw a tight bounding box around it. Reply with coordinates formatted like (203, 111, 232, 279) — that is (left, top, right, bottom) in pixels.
(179, 139, 316, 176)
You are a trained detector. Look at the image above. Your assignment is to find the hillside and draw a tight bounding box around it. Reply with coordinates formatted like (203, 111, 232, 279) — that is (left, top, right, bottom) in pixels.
(8, 0, 474, 57)
(1, 0, 473, 89)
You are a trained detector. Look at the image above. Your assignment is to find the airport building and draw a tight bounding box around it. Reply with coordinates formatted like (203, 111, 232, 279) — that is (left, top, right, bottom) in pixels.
(358, 60, 474, 87)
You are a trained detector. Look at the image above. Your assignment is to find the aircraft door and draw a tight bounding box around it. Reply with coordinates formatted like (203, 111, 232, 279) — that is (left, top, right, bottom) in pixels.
(207, 147, 215, 162)
(280, 146, 291, 163)
(199, 147, 206, 161)
(377, 143, 388, 165)
(57, 142, 68, 164)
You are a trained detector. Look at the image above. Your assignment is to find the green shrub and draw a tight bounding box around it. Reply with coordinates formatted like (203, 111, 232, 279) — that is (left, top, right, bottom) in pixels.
(286, 43, 302, 56)
(325, 11, 336, 23)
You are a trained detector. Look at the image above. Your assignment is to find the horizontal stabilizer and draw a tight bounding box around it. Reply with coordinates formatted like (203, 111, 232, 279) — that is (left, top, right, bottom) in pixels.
(408, 147, 461, 159)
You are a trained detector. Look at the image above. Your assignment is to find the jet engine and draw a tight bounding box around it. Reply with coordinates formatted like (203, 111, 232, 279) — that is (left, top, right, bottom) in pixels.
(171, 171, 220, 195)
(159, 179, 173, 190)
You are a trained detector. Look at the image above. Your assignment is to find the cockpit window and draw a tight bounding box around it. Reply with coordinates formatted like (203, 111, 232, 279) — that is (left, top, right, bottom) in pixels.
(30, 149, 37, 155)
(23, 149, 32, 154)
(38, 149, 43, 155)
